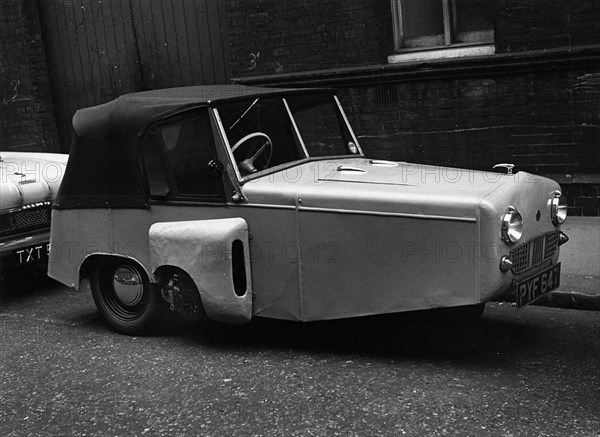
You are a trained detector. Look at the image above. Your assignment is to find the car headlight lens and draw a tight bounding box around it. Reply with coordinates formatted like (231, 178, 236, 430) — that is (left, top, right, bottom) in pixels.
(551, 193, 567, 225)
(501, 207, 523, 244)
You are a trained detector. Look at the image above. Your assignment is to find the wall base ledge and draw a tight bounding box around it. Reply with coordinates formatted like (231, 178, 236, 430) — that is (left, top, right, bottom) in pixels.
(232, 44, 600, 88)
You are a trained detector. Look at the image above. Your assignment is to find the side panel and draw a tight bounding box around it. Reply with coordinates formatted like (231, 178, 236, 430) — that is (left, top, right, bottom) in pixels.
(48, 209, 153, 288)
(49, 204, 303, 321)
(299, 211, 479, 321)
(149, 218, 252, 324)
(48, 209, 111, 287)
(148, 204, 302, 321)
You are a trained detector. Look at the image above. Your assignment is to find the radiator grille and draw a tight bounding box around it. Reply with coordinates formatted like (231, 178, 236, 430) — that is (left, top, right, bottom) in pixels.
(0, 204, 51, 238)
(510, 231, 560, 274)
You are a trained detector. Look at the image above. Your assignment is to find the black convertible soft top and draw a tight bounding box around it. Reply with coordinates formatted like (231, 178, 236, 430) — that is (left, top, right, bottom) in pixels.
(54, 85, 331, 209)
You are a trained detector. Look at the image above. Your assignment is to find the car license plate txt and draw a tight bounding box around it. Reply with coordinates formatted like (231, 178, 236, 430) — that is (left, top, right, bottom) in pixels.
(14, 243, 50, 265)
(514, 263, 561, 308)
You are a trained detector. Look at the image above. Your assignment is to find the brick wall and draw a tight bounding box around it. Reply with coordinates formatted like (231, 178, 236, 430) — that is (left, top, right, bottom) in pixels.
(0, 0, 58, 152)
(227, 0, 393, 76)
(343, 71, 599, 175)
(495, 0, 600, 52)
(229, 0, 600, 215)
(226, 0, 600, 72)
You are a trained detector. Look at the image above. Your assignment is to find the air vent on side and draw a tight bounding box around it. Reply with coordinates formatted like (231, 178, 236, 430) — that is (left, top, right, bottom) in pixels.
(231, 239, 247, 297)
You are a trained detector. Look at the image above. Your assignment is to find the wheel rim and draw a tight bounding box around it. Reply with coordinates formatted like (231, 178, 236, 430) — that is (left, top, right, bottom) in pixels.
(112, 265, 144, 306)
(99, 263, 149, 322)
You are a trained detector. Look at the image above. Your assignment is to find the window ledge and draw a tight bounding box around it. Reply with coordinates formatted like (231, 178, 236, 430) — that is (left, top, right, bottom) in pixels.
(388, 44, 495, 64)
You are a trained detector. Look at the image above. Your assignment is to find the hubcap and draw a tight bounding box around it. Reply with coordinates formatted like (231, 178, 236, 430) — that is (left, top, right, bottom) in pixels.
(112, 266, 144, 306)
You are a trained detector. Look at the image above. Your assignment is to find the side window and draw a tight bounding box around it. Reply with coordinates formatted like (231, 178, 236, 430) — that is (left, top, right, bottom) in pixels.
(142, 129, 171, 197)
(142, 110, 225, 200)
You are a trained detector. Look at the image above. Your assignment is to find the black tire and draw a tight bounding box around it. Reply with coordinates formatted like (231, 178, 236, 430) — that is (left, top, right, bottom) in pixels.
(90, 258, 164, 335)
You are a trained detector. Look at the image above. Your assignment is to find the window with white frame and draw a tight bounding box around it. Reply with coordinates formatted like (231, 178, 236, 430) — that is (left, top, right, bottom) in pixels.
(391, 0, 494, 52)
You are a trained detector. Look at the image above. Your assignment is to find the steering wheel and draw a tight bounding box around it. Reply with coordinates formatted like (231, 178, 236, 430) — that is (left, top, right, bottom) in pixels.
(231, 132, 273, 175)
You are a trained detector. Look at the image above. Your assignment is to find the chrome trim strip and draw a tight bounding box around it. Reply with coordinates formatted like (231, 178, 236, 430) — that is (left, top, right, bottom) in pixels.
(299, 206, 476, 222)
(317, 178, 413, 187)
(227, 203, 296, 211)
(233, 203, 476, 222)
(0, 200, 52, 216)
(283, 98, 309, 158)
(334, 166, 367, 173)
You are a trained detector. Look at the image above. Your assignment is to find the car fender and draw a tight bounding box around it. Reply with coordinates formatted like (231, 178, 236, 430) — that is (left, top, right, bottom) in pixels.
(148, 217, 252, 324)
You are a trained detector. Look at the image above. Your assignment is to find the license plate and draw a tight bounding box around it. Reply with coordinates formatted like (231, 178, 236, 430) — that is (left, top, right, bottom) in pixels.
(14, 243, 50, 265)
(514, 263, 561, 307)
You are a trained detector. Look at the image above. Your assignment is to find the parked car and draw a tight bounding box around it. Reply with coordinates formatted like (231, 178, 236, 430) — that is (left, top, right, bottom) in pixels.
(0, 152, 68, 278)
(48, 85, 568, 335)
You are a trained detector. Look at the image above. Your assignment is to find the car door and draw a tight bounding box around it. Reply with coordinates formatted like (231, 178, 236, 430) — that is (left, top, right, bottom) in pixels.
(141, 108, 227, 204)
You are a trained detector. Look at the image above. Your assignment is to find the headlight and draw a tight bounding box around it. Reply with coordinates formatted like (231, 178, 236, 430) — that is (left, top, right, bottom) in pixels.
(501, 206, 523, 244)
(551, 192, 567, 225)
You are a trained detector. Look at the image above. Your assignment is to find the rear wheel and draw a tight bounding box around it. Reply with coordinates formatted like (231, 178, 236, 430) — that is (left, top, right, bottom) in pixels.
(90, 258, 163, 335)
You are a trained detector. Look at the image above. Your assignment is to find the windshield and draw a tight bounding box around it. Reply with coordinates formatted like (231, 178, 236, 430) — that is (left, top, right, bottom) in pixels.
(217, 94, 360, 177)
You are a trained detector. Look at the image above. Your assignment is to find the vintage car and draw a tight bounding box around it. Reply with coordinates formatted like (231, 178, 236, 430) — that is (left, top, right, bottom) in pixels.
(48, 85, 568, 335)
(0, 151, 68, 278)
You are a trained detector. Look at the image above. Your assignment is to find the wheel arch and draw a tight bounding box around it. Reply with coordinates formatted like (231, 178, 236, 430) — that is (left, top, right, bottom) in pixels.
(152, 264, 198, 289)
(80, 253, 152, 287)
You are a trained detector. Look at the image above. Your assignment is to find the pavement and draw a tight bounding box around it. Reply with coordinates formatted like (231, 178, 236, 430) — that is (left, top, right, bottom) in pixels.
(535, 217, 600, 311)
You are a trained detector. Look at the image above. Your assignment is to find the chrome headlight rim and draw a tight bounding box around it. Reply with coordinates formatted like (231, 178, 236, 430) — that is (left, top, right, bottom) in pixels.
(501, 206, 524, 244)
(551, 193, 567, 225)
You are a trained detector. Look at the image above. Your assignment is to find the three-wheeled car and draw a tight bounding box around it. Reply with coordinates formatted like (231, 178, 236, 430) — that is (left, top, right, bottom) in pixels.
(48, 85, 568, 334)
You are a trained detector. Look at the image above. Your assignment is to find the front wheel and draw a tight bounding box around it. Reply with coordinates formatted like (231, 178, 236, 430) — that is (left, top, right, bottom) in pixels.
(90, 258, 163, 335)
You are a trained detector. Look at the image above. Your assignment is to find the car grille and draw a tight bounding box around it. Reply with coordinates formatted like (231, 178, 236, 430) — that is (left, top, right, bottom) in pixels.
(0, 203, 52, 238)
(510, 231, 560, 275)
